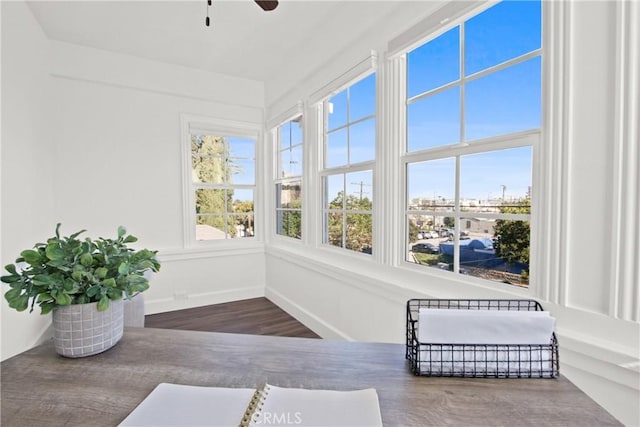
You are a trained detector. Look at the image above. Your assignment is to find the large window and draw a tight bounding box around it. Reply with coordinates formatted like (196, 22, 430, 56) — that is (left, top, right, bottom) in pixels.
(275, 116, 303, 239)
(322, 73, 376, 255)
(182, 116, 258, 243)
(404, 1, 541, 287)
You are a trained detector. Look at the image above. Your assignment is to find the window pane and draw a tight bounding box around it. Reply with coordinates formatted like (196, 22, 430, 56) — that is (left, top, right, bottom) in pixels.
(280, 146, 302, 178)
(192, 156, 225, 184)
(346, 170, 373, 210)
(231, 213, 255, 238)
(465, 56, 541, 141)
(289, 146, 303, 177)
(407, 26, 460, 97)
(407, 158, 456, 211)
(327, 212, 343, 247)
(465, 1, 542, 76)
(279, 122, 291, 151)
(328, 90, 348, 130)
(349, 118, 375, 164)
(196, 215, 228, 240)
(192, 135, 226, 184)
(228, 137, 255, 160)
(407, 87, 460, 152)
(278, 150, 288, 179)
(349, 74, 376, 121)
(326, 128, 348, 168)
(230, 189, 253, 214)
(191, 135, 225, 158)
(277, 210, 302, 239)
(460, 147, 532, 213)
(407, 214, 453, 271)
(277, 181, 302, 209)
(326, 174, 344, 210)
(196, 189, 226, 214)
(229, 159, 255, 185)
(346, 213, 372, 254)
(291, 118, 303, 145)
(463, 216, 530, 287)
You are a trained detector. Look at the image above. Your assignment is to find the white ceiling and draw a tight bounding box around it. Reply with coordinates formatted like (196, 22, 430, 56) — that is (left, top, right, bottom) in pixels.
(26, 0, 411, 84)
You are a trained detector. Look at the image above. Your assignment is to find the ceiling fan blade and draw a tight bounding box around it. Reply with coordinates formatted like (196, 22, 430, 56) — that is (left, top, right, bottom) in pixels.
(255, 0, 278, 11)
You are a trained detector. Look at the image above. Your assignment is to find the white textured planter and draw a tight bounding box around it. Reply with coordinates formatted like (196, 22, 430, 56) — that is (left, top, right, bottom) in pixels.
(52, 299, 124, 358)
(123, 293, 145, 327)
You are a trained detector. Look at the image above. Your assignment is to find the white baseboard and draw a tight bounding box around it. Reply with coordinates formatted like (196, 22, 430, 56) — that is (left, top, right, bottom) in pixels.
(145, 285, 265, 315)
(266, 287, 354, 341)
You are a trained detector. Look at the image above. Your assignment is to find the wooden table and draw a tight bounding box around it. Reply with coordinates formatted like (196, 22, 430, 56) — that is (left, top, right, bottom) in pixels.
(1, 327, 620, 426)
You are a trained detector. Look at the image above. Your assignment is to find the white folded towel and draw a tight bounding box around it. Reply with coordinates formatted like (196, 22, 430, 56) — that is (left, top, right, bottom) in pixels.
(418, 308, 556, 345)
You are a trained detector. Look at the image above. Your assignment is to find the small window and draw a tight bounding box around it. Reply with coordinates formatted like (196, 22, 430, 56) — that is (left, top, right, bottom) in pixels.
(182, 116, 259, 245)
(275, 116, 303, 239)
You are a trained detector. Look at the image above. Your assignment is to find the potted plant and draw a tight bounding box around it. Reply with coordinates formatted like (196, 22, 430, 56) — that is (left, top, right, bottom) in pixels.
(1, 224, 160, 357)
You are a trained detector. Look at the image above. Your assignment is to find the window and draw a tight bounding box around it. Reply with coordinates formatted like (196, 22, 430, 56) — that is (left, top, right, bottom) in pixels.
(404, 1, 541, 287)
(182, 116, 259, 244)
(322, 73, 376, 255)
(275, 116, 303, 239)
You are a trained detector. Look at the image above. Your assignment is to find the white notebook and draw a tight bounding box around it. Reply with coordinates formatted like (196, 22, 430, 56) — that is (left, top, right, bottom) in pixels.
(119, 383, 382, 427)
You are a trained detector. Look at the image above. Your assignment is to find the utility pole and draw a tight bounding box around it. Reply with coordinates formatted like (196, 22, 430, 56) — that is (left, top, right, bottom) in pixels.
(351, 181, 371, 201)
(501, 185, 506, 201)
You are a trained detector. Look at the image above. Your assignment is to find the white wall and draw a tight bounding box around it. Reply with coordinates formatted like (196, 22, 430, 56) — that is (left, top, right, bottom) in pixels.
(264, 1, 640, 425)
(48, 42, 268, 317)
(1, 4, 267, 359)
(1, 1, 56, 360)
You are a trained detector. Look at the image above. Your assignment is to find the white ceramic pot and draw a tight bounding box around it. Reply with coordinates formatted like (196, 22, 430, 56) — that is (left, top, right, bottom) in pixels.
(52, 299, 124, 358)
(123, 293, 145, 327)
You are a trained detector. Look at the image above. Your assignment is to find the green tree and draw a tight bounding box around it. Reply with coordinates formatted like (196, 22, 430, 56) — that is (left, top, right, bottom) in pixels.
(443, 217, 455, 228)
(278, 197, 302, 239)
(493, 200, 531, 270)
(328, 191, 372, 252)
(408, 220, 419, 244)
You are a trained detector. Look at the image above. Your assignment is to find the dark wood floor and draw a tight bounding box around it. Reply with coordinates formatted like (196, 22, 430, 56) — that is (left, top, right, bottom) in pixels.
(145, 297, 320, 339)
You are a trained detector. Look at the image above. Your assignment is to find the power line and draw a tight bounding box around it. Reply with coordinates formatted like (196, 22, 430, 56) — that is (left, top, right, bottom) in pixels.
(350, 181, 371, 200)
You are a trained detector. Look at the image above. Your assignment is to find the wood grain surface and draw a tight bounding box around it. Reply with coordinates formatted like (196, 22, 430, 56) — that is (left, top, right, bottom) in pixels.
(1, 328, 621, 426)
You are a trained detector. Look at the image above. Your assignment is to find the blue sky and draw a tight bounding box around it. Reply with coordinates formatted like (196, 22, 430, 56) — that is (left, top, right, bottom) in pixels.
(200, 0, 541, 209)
(405, 0, 541, 201)
(325, 0, 541, 203)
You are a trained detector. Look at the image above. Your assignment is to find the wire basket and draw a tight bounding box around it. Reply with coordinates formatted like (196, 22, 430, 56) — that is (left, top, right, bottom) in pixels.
(406, 299, 559, 378)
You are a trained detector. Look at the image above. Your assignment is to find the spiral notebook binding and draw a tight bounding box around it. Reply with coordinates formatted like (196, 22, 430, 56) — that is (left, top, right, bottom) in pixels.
(239, 384, 270, 427)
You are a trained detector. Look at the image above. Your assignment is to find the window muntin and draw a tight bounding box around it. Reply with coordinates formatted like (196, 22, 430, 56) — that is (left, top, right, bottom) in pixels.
(325, 73, 376, 168)
(322, 73, 376, 255)
(191, 134, 256, 241)
(275, 117, 303, 240)
(404, 0, 540, 288)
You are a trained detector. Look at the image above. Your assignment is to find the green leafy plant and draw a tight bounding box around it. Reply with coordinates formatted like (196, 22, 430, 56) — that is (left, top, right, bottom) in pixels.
(2, 224, 160, 314)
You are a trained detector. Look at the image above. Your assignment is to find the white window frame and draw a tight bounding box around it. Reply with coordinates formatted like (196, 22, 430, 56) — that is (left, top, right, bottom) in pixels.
(319, 71, 377, 255)
(273, 112, 304, 240)
(399, 1, 543, 290)
(180, 114, 262, 248)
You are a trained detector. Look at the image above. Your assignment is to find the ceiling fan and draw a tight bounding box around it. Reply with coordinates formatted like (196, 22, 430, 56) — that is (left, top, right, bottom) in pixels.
(254, 1, 279, 11)
(206, 0, 279, 27)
